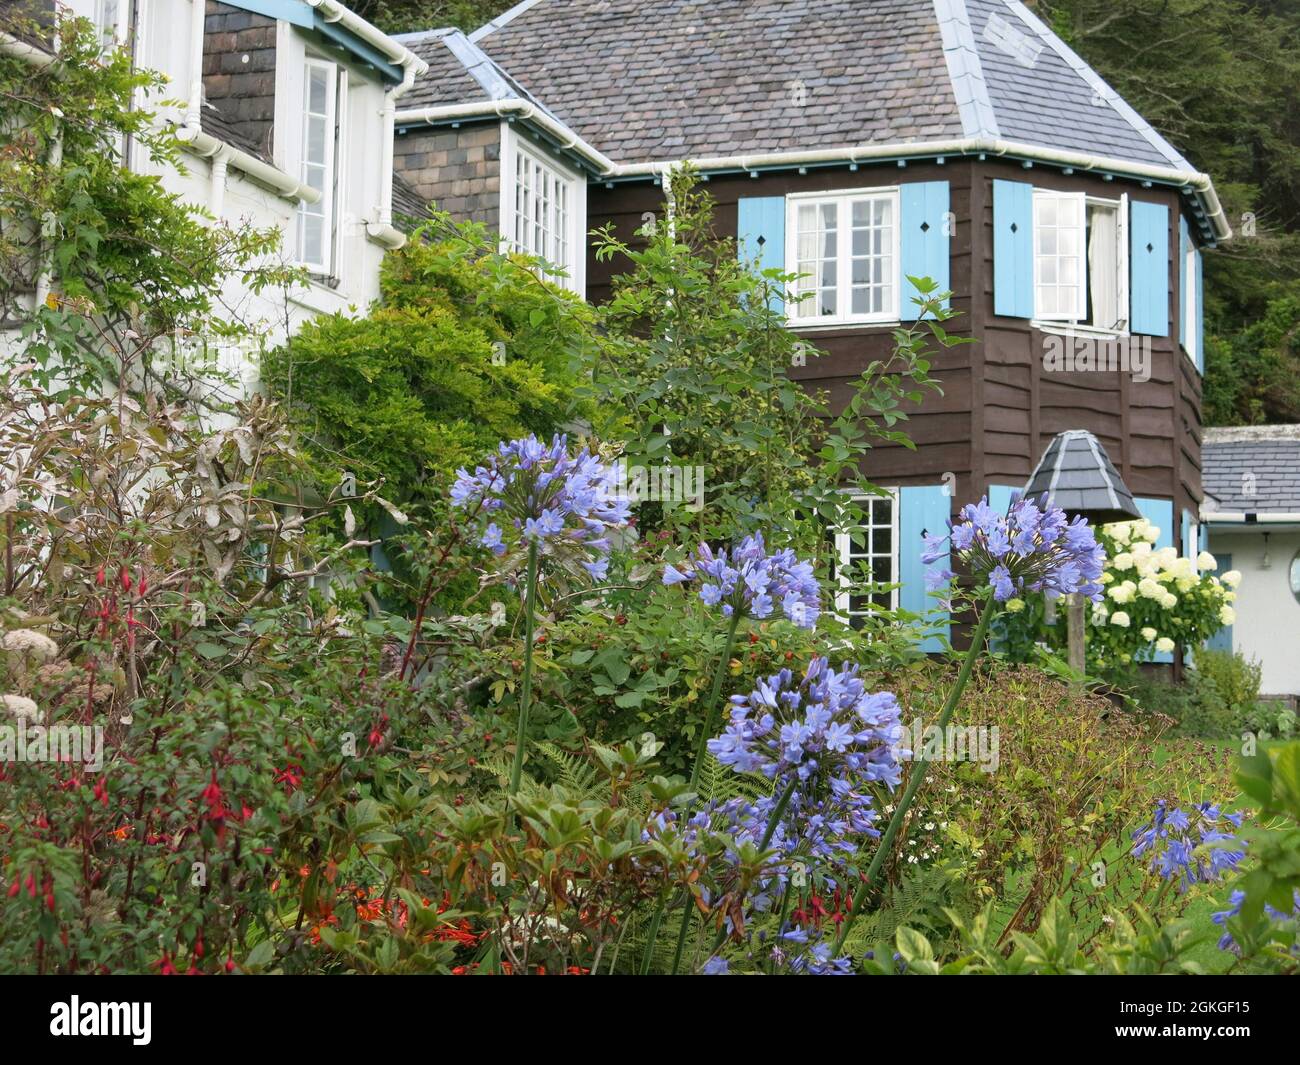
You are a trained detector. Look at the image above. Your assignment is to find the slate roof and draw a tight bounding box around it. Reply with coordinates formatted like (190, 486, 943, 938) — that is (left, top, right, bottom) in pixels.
(1203, 426, 1300, 513)
(399, 0, 1194, 172)
(391, 172, 431, 224)
(199, 101, 270, 164)
(1023, 429, 1142, 524)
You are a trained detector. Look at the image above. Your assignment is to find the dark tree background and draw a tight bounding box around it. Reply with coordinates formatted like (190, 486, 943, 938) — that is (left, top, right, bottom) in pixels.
(368, 0, 1300, 426)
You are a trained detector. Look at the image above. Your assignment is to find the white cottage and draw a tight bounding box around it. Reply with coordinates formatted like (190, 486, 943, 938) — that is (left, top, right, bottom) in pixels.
(2, 0, 424, 360)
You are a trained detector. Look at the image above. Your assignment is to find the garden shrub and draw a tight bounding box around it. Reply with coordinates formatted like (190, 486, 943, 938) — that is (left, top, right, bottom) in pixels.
(874, 663, 1236, 941)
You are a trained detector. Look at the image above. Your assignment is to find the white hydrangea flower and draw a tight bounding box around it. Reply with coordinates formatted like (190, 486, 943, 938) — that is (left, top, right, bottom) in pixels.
(1109, 523, 1132, 545)
(1140, 627, 1157, 641)
(1110, 611, 1131, 628)
(2, 693, 39, 720)
(1138, 577, 1164, 600)
(1005, 597, 1025, 613)
(1112, 552, 1134, 571)
(1161, 593, 1178, 609)
(1197, 551, 1217, 571)
(1155, 637, 1176, 653)
(1155, 546, 1178, 568)
(1220, 606, 1236, 625)
(1, 629, 59, 663)
(1221, 569, 1242, 588)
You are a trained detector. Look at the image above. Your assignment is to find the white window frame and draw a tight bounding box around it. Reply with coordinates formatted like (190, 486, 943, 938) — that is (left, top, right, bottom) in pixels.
(832, 490, 900, 624)
(1032, 190, 1130, 336)
(499, 123, 586, 295)
(1183, 238, 1199, 367)
(785, 187, 901, 327)
(296, 56, 342, 276)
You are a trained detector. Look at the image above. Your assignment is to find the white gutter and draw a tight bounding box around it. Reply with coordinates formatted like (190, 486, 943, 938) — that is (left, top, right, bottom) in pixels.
(305, 1, 427, 250)
(1202, 511, 1300, 525)
(175, 124, 321, 204)
(185, 0, 204, 128)
(305, 0, 424, 67)
(396, 99, 618, 177)
(0, 30, 55, 67)
(395, 104, 1231, 242)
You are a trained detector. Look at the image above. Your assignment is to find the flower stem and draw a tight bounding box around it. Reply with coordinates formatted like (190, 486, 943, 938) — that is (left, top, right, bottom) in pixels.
(687, 610, 743, 792)
(697, 773, 800, 970)
(832, 595, 996, 955)
(507, 540, 540, 797)
(644, 611, 743, 975)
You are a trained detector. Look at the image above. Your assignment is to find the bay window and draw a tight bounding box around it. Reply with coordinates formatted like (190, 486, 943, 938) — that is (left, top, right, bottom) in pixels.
(788, 189, 899, 324)
(503, 131, 582, 292)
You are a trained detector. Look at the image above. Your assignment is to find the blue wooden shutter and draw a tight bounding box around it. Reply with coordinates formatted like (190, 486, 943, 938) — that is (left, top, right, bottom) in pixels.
(1134, 497, 1175, 662)
(1204, 553, 1233, 652)
(1130, 201, 1169, 336)
(899, 484, 951, 652)
(737, 196, 785, 312)
(900, 181, 950, 320)
(993, 179, 1033, 319)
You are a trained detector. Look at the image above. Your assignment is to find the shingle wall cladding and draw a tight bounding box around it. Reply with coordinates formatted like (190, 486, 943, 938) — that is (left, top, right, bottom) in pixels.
(393, 122, 501, 229)
(202, 1, 278, 161)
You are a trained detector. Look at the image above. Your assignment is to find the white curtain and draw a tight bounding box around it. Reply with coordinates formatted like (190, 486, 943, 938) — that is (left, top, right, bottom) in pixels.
(1088, 206, 1118, 329)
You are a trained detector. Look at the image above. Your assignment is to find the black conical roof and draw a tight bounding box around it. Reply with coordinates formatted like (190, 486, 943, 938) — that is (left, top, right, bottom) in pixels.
(1023, 430, 1142, 524)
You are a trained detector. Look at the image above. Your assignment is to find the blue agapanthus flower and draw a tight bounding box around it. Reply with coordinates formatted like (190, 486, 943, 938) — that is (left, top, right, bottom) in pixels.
(1131, 799, 1246, 892)
(923, 493, 1105, 603)
(451, 434, 630, 581)
(662, 532, 820, 629)
(1212, 887, 1300, 953)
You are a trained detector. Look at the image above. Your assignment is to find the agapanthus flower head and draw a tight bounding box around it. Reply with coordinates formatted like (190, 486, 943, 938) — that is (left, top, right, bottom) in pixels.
(451, 434, 630, 582)
(662, 532, 820, 628)
(1131, 799, 1246, 892)
(924, 492, 1105, 603)
(1212, 887, 1300, 953)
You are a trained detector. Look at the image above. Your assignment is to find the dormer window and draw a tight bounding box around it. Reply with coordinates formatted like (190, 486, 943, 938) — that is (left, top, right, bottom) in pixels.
(1033, 190, 1128, 332)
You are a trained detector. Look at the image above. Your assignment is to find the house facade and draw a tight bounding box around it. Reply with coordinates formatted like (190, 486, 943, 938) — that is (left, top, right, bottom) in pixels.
(2, 0, 423, 373)
(1202, 427, 1300, 698)
(390, 0, 1228, 648)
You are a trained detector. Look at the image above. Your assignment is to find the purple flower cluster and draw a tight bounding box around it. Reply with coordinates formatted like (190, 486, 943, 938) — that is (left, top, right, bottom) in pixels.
(923, 493, 1105, 604)
(709, 657, 905, 789)
(450, 434, 630, 580)
(662, 533, 820, 629)
(1212, 888, 1300, 953)
(1131, 800, 1246, 891)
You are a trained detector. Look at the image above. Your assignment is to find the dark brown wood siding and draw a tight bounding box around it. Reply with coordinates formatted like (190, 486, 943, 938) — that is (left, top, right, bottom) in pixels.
(586, 155, 1204, 517)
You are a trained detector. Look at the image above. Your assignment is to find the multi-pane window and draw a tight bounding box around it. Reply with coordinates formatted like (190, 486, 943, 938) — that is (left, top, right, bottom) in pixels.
(832, 494, 897, 627)
(1033, 191, 1128, 330)
(297, 59, 340, 274)
(789, 190, 898, 323)
(512, 141, 574, 279)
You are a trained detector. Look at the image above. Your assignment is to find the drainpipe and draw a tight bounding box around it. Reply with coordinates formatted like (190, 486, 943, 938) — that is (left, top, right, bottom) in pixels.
(172, 0, 318, 205)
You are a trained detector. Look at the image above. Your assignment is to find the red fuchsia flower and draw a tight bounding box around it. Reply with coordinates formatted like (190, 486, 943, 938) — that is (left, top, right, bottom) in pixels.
(368, 712, 390, 750)
(137, 569, 148, 597)
(273, 763, 302, 794)
(6, 879, 18, 898)
(25, 873, 36, 898)
(92, 777, 108, 808)
(157, 954, 177, 975)
(95, 564, 106, 587)
(225, 955, 236, 974)
(119, 565, 131, 593)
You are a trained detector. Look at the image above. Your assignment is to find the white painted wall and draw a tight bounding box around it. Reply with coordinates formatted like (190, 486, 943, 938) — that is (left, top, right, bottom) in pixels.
(1207, 529, 1300, 696)
(11, 1, 395, 367)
